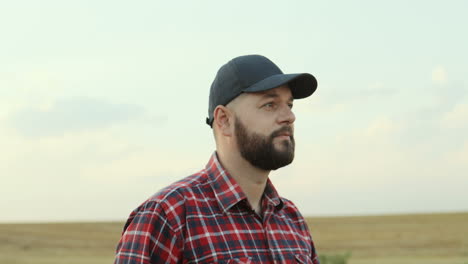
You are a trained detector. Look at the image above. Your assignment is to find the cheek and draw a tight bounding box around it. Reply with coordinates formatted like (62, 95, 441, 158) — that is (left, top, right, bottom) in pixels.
(236, 106, 275, 134)
(243, 117, 272, 135)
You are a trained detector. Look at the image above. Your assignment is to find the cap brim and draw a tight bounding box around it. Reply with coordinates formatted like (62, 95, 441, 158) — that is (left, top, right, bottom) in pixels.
(243, 73, 317, 99)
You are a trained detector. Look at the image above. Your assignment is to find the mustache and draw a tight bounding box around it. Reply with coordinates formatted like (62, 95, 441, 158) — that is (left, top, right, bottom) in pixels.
(270, 126, 294, 138)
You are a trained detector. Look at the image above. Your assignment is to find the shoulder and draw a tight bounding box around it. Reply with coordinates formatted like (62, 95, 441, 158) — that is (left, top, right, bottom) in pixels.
(126, 169, 211, 231)
(149, 168, 212, 208)
(277, 196, 310, 226)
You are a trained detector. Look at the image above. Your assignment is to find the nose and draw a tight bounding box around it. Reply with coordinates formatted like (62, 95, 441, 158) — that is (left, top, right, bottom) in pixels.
(277, 104, 296, 125)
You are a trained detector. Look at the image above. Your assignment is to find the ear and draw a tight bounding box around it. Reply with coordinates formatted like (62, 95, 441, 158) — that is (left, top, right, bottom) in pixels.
(213, 105, 234, 137)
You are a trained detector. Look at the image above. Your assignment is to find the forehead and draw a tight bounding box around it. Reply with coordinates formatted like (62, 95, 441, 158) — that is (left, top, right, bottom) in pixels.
(226, 85, 293, 111)
(244, 85, 293, 101)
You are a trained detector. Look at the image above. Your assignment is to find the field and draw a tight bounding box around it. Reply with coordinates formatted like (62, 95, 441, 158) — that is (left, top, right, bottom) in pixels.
(1, 212, 467, 264)
(309, 212, 468, 264)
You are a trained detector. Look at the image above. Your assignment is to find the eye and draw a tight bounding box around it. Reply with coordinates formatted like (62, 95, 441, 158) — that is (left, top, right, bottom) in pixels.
(288, 103, 294, 109)
(262, 102, 276, 109)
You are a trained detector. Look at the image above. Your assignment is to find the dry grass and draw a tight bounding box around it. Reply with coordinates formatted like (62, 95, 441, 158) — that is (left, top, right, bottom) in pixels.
(0, 222, 123, 264)
(0, 212, 467, 264)
(309, 212, 468, 264)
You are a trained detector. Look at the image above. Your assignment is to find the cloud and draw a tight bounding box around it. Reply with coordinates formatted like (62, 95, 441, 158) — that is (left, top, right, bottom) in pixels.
(295, 81, 398, 116)
(0, 124, 210, 222)
(276, 109, 468, 216)
(440, 103, 468, 129)
(326, 82, 398, 102)
(6, 97, 149, 137)
(432, 66, 447, 84)
(451, 140, 468, 165)
(363, 117, 400, 138)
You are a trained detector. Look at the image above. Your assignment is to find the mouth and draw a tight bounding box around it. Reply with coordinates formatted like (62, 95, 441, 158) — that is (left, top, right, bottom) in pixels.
(272, 127, 293, 140)
(275, 133, 291, 140)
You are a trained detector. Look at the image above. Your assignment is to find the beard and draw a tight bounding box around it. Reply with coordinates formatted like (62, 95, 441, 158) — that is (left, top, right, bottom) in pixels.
(235, 118, 295, 171)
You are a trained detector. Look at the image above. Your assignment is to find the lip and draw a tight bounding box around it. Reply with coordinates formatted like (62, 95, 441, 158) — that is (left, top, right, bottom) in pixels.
(275, 134, 291, 140)
(276, 132, 291, 137)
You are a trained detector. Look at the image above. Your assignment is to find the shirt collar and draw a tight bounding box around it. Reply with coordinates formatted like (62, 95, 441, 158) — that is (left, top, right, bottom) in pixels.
(205, 152, 284, 213)
(263, 178, 284, 210)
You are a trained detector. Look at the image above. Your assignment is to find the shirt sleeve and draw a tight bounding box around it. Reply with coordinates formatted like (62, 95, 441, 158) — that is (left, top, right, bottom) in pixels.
(311, 239, 320, 264)
(114, 201, 182, 264)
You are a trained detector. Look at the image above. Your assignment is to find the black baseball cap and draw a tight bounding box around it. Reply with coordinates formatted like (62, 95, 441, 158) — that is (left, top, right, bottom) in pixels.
(206, 54, 317, 127)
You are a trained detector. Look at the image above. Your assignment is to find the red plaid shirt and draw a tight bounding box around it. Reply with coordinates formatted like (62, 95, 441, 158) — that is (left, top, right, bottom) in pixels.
(115, 152, 320, 264)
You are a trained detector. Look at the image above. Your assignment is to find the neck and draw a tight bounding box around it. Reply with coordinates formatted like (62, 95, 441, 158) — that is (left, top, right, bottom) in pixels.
(217, 149, 270, 214)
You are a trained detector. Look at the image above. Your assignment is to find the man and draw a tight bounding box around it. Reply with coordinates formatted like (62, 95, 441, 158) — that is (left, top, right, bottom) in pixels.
(115, 55, 320, 264)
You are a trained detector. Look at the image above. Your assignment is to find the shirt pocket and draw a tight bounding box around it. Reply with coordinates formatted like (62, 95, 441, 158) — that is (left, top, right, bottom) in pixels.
(295, 254, 313, 264)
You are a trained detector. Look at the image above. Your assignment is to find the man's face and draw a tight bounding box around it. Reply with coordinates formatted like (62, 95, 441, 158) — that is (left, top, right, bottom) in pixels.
(232, 85, 296, 170)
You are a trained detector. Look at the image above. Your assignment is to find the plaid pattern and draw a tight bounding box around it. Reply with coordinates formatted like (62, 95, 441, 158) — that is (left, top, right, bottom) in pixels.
(115, 152, 319, 264)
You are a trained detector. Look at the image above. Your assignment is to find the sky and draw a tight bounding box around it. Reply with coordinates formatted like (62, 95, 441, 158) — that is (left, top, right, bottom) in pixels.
(1, 0, 467, 222)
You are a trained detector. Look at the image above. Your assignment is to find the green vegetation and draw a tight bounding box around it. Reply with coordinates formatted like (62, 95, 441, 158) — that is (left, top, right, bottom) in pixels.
(319, 252, 351, 264)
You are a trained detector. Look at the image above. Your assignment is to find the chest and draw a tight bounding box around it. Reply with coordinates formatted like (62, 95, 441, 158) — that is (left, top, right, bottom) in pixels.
(182, 211, 312, 263)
